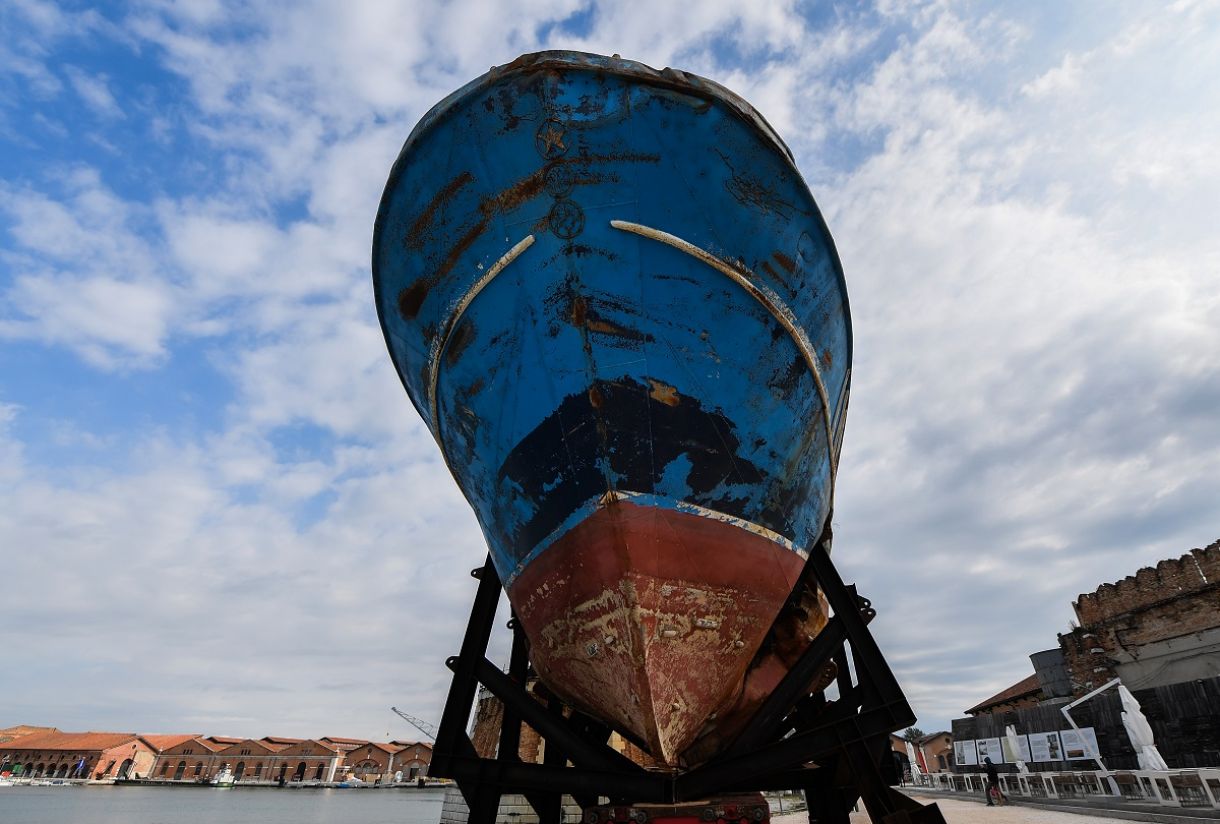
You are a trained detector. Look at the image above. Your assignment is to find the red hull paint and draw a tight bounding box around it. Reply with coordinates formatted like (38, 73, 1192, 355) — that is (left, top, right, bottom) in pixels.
(508, 498, 807, 766)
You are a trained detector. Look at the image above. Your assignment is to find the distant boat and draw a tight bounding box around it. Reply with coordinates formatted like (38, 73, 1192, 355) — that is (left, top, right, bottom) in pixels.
(211, 767, 235, 787)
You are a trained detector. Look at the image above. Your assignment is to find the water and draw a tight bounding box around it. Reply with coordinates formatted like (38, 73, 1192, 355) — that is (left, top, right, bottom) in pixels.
(0, 783, 448, 824)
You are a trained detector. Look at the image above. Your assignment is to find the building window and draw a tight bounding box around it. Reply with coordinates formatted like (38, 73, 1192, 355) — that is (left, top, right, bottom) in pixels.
(160, 762, 169, 776)
(194, 763, 203, 777)
(254, 762, 263, 778)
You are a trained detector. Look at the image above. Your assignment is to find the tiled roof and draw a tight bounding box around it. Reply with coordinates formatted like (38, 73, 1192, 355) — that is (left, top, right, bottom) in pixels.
(919, 731, 952, 744)
(141, 734, 201, 752)
(966, 674, 1043, 714)
(0, 731, 141, 752)
(207, 736, 244, 745)
(216, 739, 287, 754)
(390, 740, 432, 749)
(322, 736, 369, 745)
(0, 726, 58, 744)
(260, 736, 304, 744)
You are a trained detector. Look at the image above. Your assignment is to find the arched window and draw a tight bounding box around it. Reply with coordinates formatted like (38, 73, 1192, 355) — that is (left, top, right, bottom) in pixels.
(194, 762, 203, 777)
(173, 760, 186, 781)
(314, 763, 325, 780)
(254, 762, 263, 779)
(35, 763, 45, 776)
(160, 761, 170, 776)
(235, 762, 246, 781)
(293, 761, 307, 781)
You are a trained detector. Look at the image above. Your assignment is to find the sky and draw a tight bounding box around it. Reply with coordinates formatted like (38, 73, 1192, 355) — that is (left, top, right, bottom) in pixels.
(1, 0, 1218, 744)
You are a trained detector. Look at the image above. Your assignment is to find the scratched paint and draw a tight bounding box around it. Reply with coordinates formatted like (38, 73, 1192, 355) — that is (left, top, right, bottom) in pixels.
(372, 52, 852, 766)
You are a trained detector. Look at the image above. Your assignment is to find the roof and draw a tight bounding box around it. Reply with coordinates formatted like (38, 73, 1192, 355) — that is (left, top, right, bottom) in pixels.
(966, 674, 1043, 715)
(207, 736, 243, 745)
(0, 731, 143, 752)
(141, 734, 201, 752)
(919, 731, 952, 744)
(351, 742, 401, 754)
(0, 725, 57, 744)
(390, 740, 432, 749)
(322, 736, 370, 745)
(260, 736, 304, 745)
(210, 738, 288, 754)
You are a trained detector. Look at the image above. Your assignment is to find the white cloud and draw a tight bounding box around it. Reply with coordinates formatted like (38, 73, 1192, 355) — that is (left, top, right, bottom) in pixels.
(64, 65, 124, 118)
(2, 0, 1219, 740)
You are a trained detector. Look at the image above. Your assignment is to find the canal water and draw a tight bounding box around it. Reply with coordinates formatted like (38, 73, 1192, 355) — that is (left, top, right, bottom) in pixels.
(0, 783, 448, 824)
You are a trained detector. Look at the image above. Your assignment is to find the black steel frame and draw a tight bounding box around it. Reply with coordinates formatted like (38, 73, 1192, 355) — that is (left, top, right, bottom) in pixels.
(429, 520, 946, 824)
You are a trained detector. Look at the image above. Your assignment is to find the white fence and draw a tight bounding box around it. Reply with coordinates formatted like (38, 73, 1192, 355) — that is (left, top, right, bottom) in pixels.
(917, 768, 1220, 810)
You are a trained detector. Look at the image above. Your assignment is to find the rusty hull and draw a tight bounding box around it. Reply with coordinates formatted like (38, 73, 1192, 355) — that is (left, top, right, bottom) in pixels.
(373, 52, 852, 768)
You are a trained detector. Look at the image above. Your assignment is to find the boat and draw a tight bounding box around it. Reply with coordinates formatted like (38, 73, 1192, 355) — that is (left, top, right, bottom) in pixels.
(211, 766, 235, 787)
(373, 51, 850, 767)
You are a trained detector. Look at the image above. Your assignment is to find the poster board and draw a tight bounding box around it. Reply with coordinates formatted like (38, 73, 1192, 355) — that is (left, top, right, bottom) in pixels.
(1001, 733, 1031, 763)
(975, 737, 1003, 764)
(953, 739, 978, 766)
(1060, 727, 1100, 760)
(1028, 731, 1062, 762)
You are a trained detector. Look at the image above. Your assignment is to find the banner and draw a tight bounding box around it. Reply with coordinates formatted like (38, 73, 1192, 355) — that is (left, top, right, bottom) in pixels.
(954, 739, 978, 766)
(1060, 727, 1100, 760)
(1028, 731, 1062, 762)
(1001, 733, 1031, 763)
(975, 737, 1002, 764)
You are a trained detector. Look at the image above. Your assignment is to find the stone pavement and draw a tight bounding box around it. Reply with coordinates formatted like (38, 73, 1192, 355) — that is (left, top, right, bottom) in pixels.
(773, 795, 1143, 823)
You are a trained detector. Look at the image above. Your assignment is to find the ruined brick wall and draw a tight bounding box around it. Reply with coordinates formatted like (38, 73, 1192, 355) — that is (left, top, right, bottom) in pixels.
(1059, 540, 1220, 695)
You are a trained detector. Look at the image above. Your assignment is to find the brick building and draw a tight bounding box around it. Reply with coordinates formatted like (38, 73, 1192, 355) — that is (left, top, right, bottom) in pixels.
(917, 731, 953, 773)
(148, 736, 344, 783)
(0, 730, 158, 779)
(952, 537, 1220, 771)
(1058, 539, 1220, 695)
(391, 740, 434, 780)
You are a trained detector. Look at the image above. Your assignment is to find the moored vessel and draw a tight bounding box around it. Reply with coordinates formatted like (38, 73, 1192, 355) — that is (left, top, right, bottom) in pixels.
(373, 51, 851, 767)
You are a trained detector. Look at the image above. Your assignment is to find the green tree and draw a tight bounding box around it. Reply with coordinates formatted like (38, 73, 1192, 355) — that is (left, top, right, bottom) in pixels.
(902, 727, 926, 743)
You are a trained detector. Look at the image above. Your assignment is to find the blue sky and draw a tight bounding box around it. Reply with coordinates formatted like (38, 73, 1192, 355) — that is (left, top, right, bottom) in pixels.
(2, 0, 1218, 742)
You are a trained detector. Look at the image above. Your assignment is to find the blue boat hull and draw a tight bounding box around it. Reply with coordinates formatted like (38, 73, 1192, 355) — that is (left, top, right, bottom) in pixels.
(373, 52, 851, 764)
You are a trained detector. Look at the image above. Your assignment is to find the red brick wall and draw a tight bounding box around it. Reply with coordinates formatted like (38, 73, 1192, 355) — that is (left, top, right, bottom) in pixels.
(1059, 540, 1220, 695)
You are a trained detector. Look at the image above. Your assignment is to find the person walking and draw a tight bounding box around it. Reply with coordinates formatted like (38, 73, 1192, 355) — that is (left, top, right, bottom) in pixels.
(983, 757, 1004, 806)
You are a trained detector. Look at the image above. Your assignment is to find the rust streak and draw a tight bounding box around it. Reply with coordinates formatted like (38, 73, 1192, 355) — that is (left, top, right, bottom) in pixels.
(445, 321, 476, 365)
(435, 219, 488, 286)
(773, 251, 796, 274)
(647, 378, 680, 407)
(404, 171, 474, 250)
(398, 281, 430, 320)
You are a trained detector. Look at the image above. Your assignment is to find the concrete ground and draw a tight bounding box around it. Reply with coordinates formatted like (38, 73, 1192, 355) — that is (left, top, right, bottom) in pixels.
(773, 795, 1139, 823)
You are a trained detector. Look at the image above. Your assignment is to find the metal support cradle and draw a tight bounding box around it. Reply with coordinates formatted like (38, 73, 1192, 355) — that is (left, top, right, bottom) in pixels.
(428, 519, 947, 824)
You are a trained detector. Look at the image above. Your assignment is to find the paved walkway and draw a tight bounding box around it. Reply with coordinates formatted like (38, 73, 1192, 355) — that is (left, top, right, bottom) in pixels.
(773, 795, 1141, 823)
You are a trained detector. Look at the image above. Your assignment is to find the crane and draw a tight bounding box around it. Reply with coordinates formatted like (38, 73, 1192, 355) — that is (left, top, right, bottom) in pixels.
(390, 706, 437, 741)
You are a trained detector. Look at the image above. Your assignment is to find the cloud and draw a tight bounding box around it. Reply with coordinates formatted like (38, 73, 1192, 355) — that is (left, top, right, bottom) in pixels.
(0, 171, 183, 368)
(64, 66, 125, 119)
(1, 0, 1218, 742)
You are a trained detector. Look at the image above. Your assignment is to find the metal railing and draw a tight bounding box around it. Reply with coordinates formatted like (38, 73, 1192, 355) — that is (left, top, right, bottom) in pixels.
(913, 768, 1220, 809)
